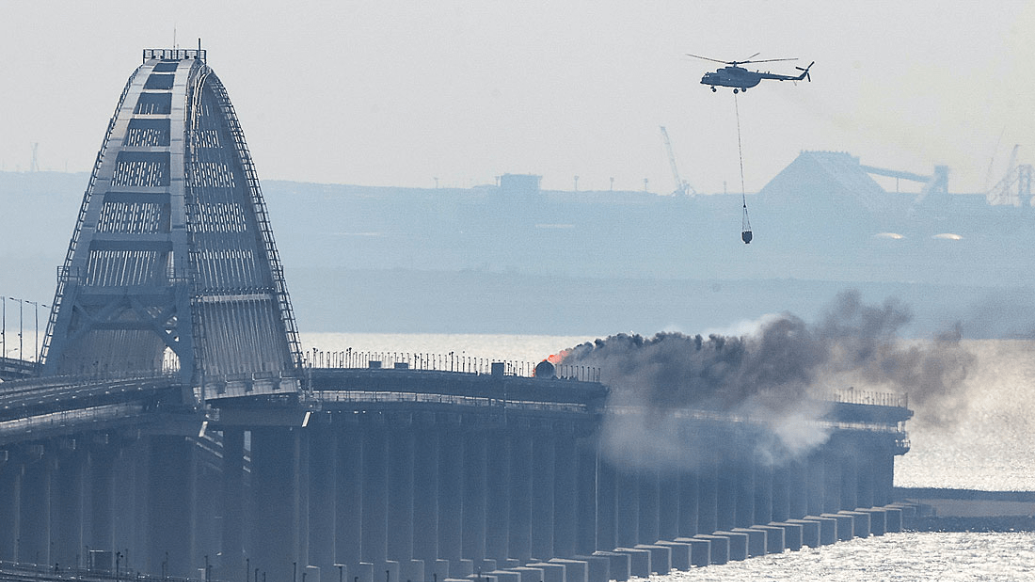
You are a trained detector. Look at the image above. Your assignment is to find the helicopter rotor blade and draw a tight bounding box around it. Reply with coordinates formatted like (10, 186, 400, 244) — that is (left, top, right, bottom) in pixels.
(685, 53, 733, 65)
(740, 57, 798, 64)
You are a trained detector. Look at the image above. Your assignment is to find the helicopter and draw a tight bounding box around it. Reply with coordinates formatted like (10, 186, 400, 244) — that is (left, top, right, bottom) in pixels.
(688, 53, 813, 93)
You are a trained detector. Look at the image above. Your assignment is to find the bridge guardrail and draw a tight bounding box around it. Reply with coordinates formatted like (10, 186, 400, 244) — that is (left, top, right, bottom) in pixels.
(314, 389, 589, 414)
(302, 349, 600, 382)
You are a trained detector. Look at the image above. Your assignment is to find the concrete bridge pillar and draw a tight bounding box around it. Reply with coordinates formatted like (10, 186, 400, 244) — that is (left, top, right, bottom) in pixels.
(754, 463, 773, 526)
(309, 425, 338, 577)
(637, 466, 660, 544)
(823, 449, 842, 514)
(856, 447, 875, 509)
(115, 438, 152, 577)
(696, 452, 718, 535)
(462, 431, 487, 563)
(89, 440, 117, 558)
(148, 435, 196, 579)
(788, 459, 808, 519)
(806, 452, 825, 517)
(715, 455, 736, 532)
(387, 427, 415, 563)
(874, 448, 895, 506)
(251, 428, 302, 582)
(413, 427, 439, 565)
(596, 457, 617, 551)
(0, 454, 18, 561)
(531, 430, 556, 560)
(657, 471, 679, 541)
(733, 456, 755, 529)
(335, 426, 363, 568)
(615, 468, 639, 548)
(574, 438, 598, 555)
(485, 430, 511, 561)
(771, 463, 791, 523)
(19, 445, 53, 567)
(361, 428, 389, 565)
(437, 430, 463, 565)
(677, 470, 698, 538)
(52, 442, 85, 570)
(222, 429, 246, 581)
(840, 449, 858, 511)
(552, 429, 577, 558)
(298, 430, 312, 575)
(510, 431, 534, 562)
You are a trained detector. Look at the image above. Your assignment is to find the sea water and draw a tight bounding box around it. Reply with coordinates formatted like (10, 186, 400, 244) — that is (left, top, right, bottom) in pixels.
(299, 333, 1035, 580)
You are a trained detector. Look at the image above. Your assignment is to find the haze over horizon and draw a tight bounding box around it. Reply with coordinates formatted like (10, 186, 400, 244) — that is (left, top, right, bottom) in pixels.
(2, 1, 1033, 194)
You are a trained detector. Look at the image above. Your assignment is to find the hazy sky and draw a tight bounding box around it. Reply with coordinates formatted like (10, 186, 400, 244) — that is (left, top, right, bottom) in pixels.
(2, 1, 1033, 193)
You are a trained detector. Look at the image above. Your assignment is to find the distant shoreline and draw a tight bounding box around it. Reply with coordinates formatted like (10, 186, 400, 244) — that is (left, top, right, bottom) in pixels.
(895, 487, 1035, 532)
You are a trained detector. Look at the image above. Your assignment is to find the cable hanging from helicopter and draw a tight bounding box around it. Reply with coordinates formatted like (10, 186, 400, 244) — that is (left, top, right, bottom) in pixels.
(734, 92, 752, 244)
(688, 53, 813, 243)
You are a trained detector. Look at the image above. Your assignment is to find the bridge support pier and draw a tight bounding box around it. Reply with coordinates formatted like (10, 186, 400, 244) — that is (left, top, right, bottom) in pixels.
(552, 429, 576, 558)
(335, 426, 363, 568)
(52, 442, 85, 570)
(574, 438, 597, 556)
(19, 446, 52, 568)
(485, 431, 510, 562)
(89, 441, 117, 560)
(0, 455, 18, 562)
(824, 448, 842, 514)
(734, 456, 755, 529)
(806, 452, 824, 517)
(615, 467, 639, 548)
(696, 451, 718, 535)
(308, 420, 337, 575)
(596, 458, 617, 551)
(361, 428, 389, 566)
(148, 436, 196, 579)
(754, 463, 773, 526)
(461, 431, 487, 565)
(509, 430, 533, 563)
(716, 455, 736, 532)
(657, 470, 679, 541)
(677, 469, 698, 539)
(251, 428, 302, 582)
(413, 426, 439, 566)
(222, 429, 246, 581)
(637, 466, 660, 545)
(531, 430, 556, 560)
(771, 463, 790, 523)
(437, 430, 463, 567)
(387, 427, 415, 566)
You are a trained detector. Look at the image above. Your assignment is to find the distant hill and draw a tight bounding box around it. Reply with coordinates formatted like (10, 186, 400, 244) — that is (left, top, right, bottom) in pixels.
(2, 161, 1033, 338)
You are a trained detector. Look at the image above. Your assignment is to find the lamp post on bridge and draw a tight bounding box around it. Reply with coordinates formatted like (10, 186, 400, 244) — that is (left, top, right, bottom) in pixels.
(10, 298, 23, 361)
(24, 300, 45, 363)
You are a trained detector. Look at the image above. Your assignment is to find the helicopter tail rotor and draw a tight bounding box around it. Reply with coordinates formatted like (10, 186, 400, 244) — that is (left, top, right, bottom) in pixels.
(796, 61, 814, 82)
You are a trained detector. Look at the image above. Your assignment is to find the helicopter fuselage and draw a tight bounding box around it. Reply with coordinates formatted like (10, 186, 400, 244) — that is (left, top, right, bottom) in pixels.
(699, 62, 812, 93)
(701, 66, 764, 90)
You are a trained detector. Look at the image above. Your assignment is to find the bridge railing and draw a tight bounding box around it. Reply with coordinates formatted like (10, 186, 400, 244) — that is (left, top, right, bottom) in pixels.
(314, 389, 591, 414)
(302, 349, 600, 382)
(830, 387, 908, 409)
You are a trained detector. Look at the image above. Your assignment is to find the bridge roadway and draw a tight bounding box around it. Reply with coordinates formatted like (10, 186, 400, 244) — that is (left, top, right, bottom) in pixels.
(0, 356, 38, 381)
(0, 364, 911, 582)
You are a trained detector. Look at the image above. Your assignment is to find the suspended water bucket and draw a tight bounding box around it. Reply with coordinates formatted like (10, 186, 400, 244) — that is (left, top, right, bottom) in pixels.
(741, 204, 752, 244)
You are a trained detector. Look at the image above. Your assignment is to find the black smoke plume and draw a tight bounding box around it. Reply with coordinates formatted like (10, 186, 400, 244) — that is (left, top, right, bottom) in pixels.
(561, 290, 974, 470)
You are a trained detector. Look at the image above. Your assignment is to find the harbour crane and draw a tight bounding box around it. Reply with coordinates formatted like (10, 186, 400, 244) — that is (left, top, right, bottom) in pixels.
(660, 126, 695, 196)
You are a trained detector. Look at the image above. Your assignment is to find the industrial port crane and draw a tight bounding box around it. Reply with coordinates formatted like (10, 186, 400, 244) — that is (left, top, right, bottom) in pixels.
(660, 126, 695, 196)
